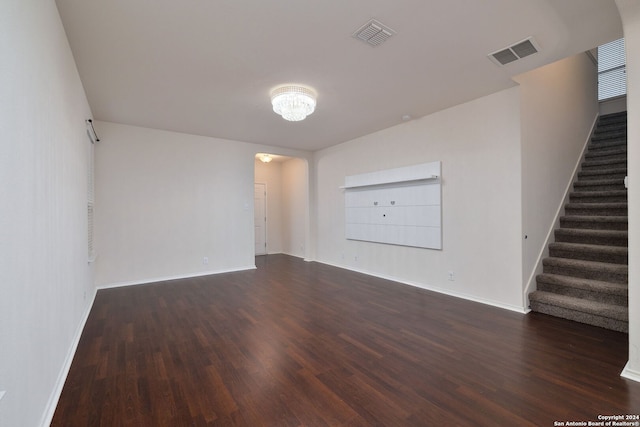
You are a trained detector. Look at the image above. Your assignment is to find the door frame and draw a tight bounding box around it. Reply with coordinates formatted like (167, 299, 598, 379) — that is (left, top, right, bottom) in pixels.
(254, 182, 267, 255)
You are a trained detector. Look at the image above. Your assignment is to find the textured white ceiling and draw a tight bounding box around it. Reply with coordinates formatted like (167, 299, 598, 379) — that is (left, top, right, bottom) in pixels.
(55, 0, 622, 151)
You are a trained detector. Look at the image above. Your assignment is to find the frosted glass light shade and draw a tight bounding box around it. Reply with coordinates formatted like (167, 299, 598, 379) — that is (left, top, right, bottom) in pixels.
(270, 85, 316, 121)
(260, 154, 272, 163)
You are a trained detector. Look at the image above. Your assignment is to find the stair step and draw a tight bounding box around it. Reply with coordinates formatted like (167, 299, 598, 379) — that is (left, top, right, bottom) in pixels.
(529, 291, 628, 332)
(548, 242, 628, 264)
(554, 228, 627, 246)
(587, 139, 627, 151)
(573, 178, 626, 192)
(536, 273, 628, 305)
(581, 158, 626, 170)
(584, 147, 626, 161)
(542, 257, 628, 283)
(564, 202, 627, 216)
(569, 190, 627, 203)
(577, 167, 627, 181)
(594, 125, 626, 135)
(594, 124, 626, 135)
(560, 215, 628, 231)
(599, 111, 627, 122)
(591, 131, 627, 143)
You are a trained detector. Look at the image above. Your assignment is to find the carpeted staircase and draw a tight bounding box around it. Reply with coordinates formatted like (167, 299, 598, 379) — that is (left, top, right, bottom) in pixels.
(529, 111, 628, 333)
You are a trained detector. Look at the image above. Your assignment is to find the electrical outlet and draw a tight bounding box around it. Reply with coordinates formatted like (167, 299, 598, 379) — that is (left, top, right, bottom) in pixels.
(448, 271, 455, 281)
(203, 257, 209, 265)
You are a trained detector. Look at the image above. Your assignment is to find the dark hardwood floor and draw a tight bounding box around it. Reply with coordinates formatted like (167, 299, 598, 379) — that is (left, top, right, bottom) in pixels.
(52, 254, 640, 426)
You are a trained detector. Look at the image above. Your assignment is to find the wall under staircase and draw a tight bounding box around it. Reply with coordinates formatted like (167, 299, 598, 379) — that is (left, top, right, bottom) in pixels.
(529, 111, 628, 332)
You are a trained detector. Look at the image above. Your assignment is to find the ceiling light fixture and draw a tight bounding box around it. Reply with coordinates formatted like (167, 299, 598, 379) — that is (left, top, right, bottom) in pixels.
(270, 85, 316, 121)
(259, 154, 273, 163)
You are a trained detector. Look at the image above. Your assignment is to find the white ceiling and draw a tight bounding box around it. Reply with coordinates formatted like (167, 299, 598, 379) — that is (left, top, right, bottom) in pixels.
(55, 0, 622, 151)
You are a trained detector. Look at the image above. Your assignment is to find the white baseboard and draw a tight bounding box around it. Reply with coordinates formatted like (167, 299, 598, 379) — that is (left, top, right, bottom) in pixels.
(40, 287, 98, 427)
(621, 362, 640, 383)
(317, 259, 528, 314)
(98, 265, 257, 290)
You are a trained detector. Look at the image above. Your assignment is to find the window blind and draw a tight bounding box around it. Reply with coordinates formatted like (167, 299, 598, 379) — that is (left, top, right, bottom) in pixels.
(598, 38, 626, 101)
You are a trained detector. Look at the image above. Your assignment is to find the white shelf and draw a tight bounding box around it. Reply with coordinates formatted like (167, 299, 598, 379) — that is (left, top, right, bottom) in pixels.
(340, 175, 438, 189)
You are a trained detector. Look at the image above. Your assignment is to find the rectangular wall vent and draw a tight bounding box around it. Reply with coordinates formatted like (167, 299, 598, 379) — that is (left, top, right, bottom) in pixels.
(489, 37, 540, 66)
(353, 19, 396, 47)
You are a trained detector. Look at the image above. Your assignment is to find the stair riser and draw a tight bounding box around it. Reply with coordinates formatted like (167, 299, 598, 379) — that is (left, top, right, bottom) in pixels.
(591, 133, 627, 142)
(581, 169, 627, 177)
(542, 263, 628, 284)
(588, 142, 627, 152)
(573, 183, 626, 191)
(548, 247, 628, 265)
(564, 206, 627, 216)
(536, 282, 627, 306)
(581, 162, 627, 171)
(594, 128, 626, 136)
(596, 114, 626, 124)
(569, 195, 627, 203)
(559, 218, 628, 231)
(554, 232, 627, 247)
(584, 152, 626, 162)
(529, 302, 628, 333)
(595, 125, 626, 133)
(598, 115, 627, 125)
(578, 174, 627, 183)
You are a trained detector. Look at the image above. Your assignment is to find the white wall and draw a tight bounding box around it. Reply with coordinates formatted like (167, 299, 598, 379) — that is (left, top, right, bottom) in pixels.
(282, 158, 309, 258)
(94, 122, 263, 287)
(314, 88, 525, 311)
(516, 53, 599, 299)
(0, 1, 95, 426)
(255, 159, 284, 254)
(616, 0, 640, 381)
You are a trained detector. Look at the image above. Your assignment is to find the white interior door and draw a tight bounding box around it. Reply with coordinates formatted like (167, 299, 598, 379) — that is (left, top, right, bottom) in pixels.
(254, 183, 267, 255)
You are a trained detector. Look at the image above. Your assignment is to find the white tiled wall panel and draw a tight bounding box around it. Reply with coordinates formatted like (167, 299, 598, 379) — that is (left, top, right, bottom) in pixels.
(344, 162, 442, 249)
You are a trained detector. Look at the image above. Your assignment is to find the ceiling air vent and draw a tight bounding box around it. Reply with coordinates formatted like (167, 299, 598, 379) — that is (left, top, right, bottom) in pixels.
(489, 37, 540, 66)
(353, 19, 396, 47)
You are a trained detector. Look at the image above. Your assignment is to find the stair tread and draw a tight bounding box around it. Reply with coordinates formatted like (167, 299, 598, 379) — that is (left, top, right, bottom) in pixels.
(578, 168, 627, 176)
(549, 241, 628, 254)
(586, 146, 626, 154)
(543, 256, 628, 273)
(560, 215, 628, 222)
(587, 142, 627, 152)
(600, 111, 627, 119)
(574, 178, 625, 185)
(565, 202, 627, 208)
(570, 190, 627, 196)
(579, 166, 627, 173)
(555, 228, 627, 236)
(582, 158, 626, 166)
(529, 291, 628, 321)
(537, 273, 627, 294)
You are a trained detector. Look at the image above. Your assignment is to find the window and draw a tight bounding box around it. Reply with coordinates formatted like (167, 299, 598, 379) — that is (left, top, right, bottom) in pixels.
(598, 38, 626, 101)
